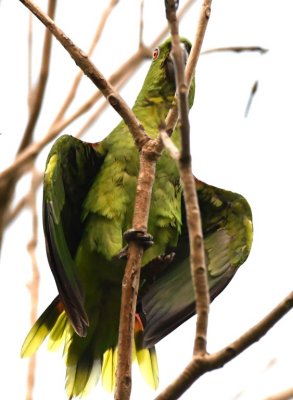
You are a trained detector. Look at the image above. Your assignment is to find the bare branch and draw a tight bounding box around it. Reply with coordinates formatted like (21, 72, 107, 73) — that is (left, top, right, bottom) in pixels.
(165, 0, 211, 356)
(115, 139, 163, 399)
(27, 12, 33, 101)
(201, 46, 268, 55)
(18, 0, 56, 153)
(245, 80, 258, 118)
(0, 0, 55, 246)
(4, 197, 28, 228)
(139, 0, 145, 48)
(52, 0, 118, 126)
(3, 172, 42, 228)
(155, 292, 293, 400)
(25, 169, 40, 400)
(165, 0, 212, 133)
(264, 387, 293, 400)
(19, 0, 149, 149)
(159, 127, 180, 160)
(76, 66, 135, 139)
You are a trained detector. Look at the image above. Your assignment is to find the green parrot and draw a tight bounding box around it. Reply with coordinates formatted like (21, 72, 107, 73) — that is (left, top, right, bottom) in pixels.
(21, 37, 253, 398)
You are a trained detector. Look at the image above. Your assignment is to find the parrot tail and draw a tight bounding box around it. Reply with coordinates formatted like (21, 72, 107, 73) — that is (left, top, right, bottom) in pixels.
(101, 313, 159, 392)
(21, 296, 65, 357)
(21, 299, 159, 397)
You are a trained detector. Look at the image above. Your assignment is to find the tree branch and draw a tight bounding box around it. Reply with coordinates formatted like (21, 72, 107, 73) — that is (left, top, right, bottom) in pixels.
(0, 0, 56, 248)
(19, 0, 56, 153)
(19, 0, 149, 150)
(201, 45, 268, 55)
(25, 168, 40, 400)
(264, 387, 293, 400)
(115, 139, 163, 400)
(75, 66, 135, 139)
(27, 12, 33, 100)
(165, 0, 211, 356)
(165, 0, 212, 134)
(155, 292, 293, 400)
(52, 0, 118, 126)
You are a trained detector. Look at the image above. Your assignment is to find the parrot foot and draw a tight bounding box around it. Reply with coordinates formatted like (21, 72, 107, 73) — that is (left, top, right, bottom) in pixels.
(142, 252, 176, 280)
(118, 229, 154, 259)
(123, 228, 154, 249)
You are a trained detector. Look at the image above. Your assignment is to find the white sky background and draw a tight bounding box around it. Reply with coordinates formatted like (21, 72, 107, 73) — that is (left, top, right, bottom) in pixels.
(0, 0, 292, 399)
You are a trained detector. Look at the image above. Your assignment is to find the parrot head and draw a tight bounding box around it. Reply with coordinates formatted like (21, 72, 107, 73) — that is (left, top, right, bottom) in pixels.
(135, 37, 195, 110)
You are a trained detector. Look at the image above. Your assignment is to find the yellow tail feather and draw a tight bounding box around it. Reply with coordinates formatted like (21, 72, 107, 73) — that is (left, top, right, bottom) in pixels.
(101, 315, 159, 392)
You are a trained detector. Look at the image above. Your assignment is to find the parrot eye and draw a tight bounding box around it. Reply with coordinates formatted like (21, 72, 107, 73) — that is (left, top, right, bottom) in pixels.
(152, 47, 160, 60)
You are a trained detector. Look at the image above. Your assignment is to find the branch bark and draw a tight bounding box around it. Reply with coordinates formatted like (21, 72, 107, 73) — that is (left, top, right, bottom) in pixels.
(51, 0, 118, 126)
(165, 0, 212, 134)
(25, 169, 40, 400)
(264, 387, 293, 400)
(165, 0, 211, 357)
(18, 0, 149, 150)
(0, 0, 56, 248)
(19, 0, 56, 152)
(155, 292, 293, 400)
(0, 0, 196, 233)
(201, 45, 268, 55)
(115, 139, 163, 400)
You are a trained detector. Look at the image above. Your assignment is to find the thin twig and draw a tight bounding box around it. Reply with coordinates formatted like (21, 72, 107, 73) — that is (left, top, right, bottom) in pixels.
(245, 80, 258, 118)
(201, 46, 268, 55)
(0, 0, 56, 247)
(52, 0, 118, 126)
(25, 168, 40, 400)
(4, 196, 28, 228)
(27, 12, 33, 105)
(0, 0, 196, 191)
(160, 128, 180, 160)
(139, 0, 145, 48)
(155, 292, 293, 400)
(264, 387, 293, 400)
(3, 172, 42, 228)
(18, 0, 56, 153)
(19, 0, 150, 149)
(165, 0, 212, 133)
(76, 65, 135, 139)
(165, 0, 210, 357)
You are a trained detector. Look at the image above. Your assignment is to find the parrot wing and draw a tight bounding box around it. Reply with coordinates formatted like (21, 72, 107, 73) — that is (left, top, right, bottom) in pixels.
(139, 179, 253, 348)
(43, 135, 104, 336)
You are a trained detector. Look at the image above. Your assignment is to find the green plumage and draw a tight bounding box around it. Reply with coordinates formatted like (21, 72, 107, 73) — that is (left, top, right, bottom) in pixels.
(21, 38, 253, 398)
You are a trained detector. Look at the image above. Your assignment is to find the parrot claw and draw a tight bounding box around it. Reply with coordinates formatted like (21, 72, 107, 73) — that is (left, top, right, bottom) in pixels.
(117, 229, 154, 259)
(118, 246, 128, 259)
(123, 228, 154, 249)
(141, 252, 176, 281)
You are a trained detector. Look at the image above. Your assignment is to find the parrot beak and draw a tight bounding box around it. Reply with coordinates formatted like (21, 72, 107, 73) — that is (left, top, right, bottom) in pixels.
(166, 43, 189, 83)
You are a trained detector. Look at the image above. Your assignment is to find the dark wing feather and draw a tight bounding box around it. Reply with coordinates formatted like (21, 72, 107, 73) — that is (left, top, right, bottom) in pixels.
(139, 179, 253, 348)
(43, 135, 103, 336)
